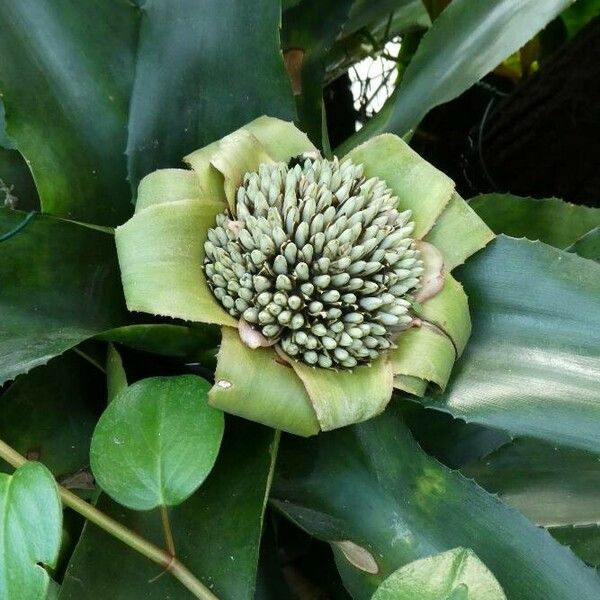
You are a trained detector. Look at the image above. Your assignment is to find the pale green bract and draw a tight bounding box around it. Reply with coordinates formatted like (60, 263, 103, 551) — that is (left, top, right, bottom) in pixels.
(115, 116, 494, 435)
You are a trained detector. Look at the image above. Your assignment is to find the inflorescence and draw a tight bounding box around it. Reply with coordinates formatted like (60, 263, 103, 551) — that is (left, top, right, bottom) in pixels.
(204, 155, 423, 369)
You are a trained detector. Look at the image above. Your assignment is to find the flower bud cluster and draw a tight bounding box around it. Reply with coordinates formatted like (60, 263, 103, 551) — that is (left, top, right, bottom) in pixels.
(204, 155, 423, 369)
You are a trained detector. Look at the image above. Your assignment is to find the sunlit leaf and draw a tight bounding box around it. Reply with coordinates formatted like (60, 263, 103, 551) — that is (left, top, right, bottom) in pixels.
(421, 236, 600, 454)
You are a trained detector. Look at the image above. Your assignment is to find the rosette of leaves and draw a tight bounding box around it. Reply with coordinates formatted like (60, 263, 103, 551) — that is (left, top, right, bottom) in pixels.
(116, 116, 493, 435)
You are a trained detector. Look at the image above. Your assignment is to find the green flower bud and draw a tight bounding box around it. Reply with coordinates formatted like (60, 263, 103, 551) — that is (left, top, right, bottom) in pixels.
(204, 155, 422, 369)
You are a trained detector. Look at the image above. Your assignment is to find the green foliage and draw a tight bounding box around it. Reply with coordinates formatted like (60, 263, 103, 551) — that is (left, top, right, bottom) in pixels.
(469, 194, 600, 249)
(0, 0, 139, 226)
(371, 548, 506, 600)
(127, 0, 296, 189)
(60, 420, 278, 599)
(422, 236, 600, 454)
(0, 0, 598, 598)
(271, 406, 600, 600)
(340, 0, 574, 152)
(0, 208, 127, 386)
(0, 462, 62, 600)
(90, 376, 224, 510)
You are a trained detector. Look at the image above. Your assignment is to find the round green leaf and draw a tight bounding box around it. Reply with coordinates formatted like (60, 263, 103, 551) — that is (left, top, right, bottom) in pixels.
(60, 419, 278, 600)
(90, 375, 224, 510)
(372, 547, 506, 600)
(0, 461, 62, 600)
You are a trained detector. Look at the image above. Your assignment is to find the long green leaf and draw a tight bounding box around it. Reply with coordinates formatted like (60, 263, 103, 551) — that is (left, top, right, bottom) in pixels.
(126, 0, 296, 189)
(550, 525, 600, 568)
(60, 419, 278, 600)
(469, 194, 600, 249)
(567, 226, 600, 261)
(0, 208, 128, 385)
(463, 438, 600, 527)
(0, 0, 139, 225)
(340, 0, 573, 152)
(420, 236, 600, 454)
(1, 100, 39, 212)
(282, 0, 354, 147)
(271, 407, 600, 600)
(341, 0, 427, 37)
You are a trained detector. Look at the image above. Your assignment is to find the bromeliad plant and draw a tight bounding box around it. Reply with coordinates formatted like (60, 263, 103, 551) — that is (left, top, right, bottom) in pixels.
(115, 116, 492, 435)
(0, 1, 599, 599)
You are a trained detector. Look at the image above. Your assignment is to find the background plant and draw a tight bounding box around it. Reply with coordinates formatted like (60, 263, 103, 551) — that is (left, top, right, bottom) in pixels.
(0, 1, 599, 599)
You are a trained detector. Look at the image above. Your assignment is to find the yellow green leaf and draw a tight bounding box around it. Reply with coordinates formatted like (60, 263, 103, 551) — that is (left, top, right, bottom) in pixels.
(115, 198, 235, 326)
(425, 192, 494, 270)
(291, 355, 394, 431)
(415, 273, 471, 356)
(244, 115, 317, 161)
(345, 134, 454, 239)
(209, 327, 320, 436)
(391, 324, 455, 393)
(135, 168, 203, 213)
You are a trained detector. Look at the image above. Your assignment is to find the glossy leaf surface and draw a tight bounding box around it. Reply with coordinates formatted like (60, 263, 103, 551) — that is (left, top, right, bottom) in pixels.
(0, 208, 127, 385)
(421, 236, 600, 454)
(469, 194, 600, 249)
(272, 407, 600, 600)
(126, 0, 296, 189)
(372, 547, 506, 600)
(464, 438, 600, 527)
(0, 462, 62, 600)
(0, 0, 139, 225)
(90, 375, 224, 510)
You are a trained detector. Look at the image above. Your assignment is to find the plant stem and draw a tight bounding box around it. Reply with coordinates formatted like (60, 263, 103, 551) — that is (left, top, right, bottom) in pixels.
(0, 438, 218, 600)
(160, 504, 177, 556)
